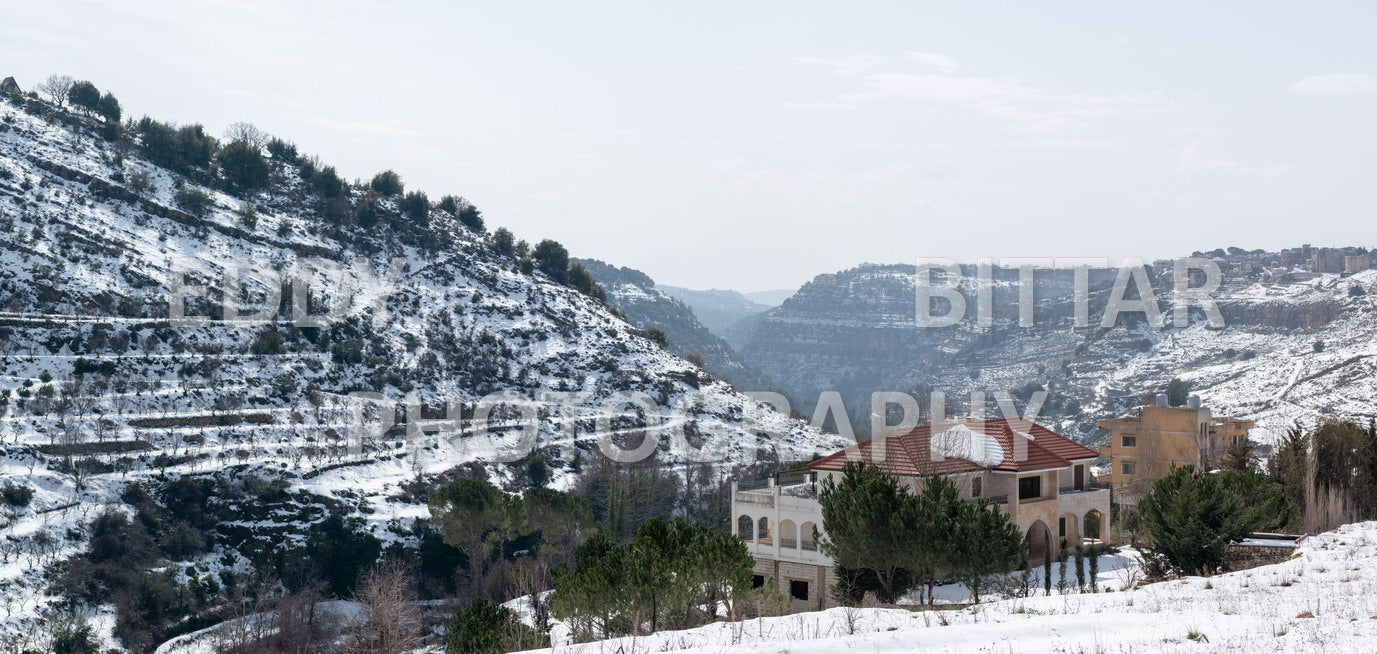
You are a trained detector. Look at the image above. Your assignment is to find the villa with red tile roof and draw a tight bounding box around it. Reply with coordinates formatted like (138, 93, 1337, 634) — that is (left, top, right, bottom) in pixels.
(731, 417, 1110, 612)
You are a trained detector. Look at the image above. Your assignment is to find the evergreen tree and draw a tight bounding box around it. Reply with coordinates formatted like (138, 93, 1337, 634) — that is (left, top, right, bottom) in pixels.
(1043, 539, 1052, 596)
(1165, 378, 1190, 406)
(446, 598, 547, 654)
(67, 80, 101, 114)
(526, 455, 551, 488)
(216, 140, 270, 189)
(1073, 545, 1086, 591)
(1139, 465, 1255, 576)
(950, 499, 1024, 603)
(567, 262, 607, 301)
(96, 92, 121, 123)
(533, 240, 570, 284)
(1220, 467, 1299, 532)
(644, 328, 668, 348)
(370, 169, 404, 196)
(1056, 547, 1068, 593)
(1269, 422, 1309, 511)
(401, 190, 430, 223)
(429, 479, 516, 599)
(817, 462, 917, 603)
(1220, 437, 1257, 472)
(903, 475, 960, 604)
(492, 228, 516, 257)
(1087, 545, 1099, 592)
(550, 530, 628, 640)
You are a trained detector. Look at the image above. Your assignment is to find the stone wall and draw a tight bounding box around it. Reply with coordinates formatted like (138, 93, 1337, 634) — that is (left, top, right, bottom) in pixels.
(1225, 544, 1297, 571)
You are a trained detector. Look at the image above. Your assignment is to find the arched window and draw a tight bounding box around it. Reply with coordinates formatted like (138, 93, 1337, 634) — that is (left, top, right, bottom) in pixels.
(757, 517, 771, 542)
(800, 522, 817, 551)
(779, 520, 798, 548)
(737, 515, 753, 541)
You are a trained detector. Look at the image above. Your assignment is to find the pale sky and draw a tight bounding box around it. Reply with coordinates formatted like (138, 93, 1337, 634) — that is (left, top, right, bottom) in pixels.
(3, 2, 1375, 290)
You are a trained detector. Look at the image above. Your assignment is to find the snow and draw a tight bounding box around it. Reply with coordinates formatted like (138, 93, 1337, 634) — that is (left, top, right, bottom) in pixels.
(0, 98, 848, 645)
(516, 522, 1377, 654)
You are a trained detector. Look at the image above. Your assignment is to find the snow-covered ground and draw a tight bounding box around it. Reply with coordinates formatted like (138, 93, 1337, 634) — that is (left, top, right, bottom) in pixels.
(517, 522, 1377, 654)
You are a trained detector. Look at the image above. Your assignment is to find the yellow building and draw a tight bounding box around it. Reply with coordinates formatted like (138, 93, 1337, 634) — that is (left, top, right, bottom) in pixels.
(1097, 395, 1254, 504)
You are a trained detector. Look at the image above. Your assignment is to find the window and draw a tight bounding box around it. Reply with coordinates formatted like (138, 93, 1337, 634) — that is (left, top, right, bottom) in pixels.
(1018, 476, 1041, 500)
(1058, 516, 1066, 537)
(789, 580, 809, 601)
(751, 575, 765, 589)
(971, 477, 982, 498)
(1121, 433, 1137, 447)
(1121, 461, 1136, 476)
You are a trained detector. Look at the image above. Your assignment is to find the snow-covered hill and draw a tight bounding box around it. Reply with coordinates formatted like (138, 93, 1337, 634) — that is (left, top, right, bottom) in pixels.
(575, 258, 776, 392)
(520, 520, 1377, 653)
(733, 260, 1377, 445)
(0, 95, 844, 643)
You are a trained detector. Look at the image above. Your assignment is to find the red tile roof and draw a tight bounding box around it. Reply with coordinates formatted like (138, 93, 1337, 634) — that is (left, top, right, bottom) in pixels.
(803, 418, 1098, 476)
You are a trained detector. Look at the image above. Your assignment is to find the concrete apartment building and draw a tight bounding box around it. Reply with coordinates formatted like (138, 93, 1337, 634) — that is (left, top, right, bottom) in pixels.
(1097, 395, 1255, 505)
(731, 418, 1109, 612)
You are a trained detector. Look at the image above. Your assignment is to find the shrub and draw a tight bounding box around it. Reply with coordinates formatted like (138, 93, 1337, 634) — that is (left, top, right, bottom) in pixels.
(533, 240, 570, 284)
(447, 598, 547, 654)
(265, 137, 298, 163)
(1, 483, 33, 507)
(216, 141, 270, 189)
(135, 118, 218, 172)
(97, 92, 121, 123)
(370, 170, 404, 196)
(174, 187, 213, 217)
(235, 203, 258, 229)
(401, 190, 430, 222)
(67, 80, 101, 114)
(492, 228, 516, 257)
(312, 165, 345, 198)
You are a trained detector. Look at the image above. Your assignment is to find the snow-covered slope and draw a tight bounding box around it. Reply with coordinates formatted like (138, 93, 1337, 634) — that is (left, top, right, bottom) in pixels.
(734, 260, 1377, 445)
(0, 97, 845, 642)
(575, 258, 776, 392)
(520, 521, 1377, 654)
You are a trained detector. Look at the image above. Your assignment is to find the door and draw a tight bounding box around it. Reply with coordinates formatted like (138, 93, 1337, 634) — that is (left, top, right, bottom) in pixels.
(1073, 464, 1084, 491)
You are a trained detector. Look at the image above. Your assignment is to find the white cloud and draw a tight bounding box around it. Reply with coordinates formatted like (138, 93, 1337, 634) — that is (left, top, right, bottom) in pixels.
(1288, 73, 1377, 96)
(791, 52, 1165, 134)
(903, 51, 959, 73)
(1178, 143, 1289, 177)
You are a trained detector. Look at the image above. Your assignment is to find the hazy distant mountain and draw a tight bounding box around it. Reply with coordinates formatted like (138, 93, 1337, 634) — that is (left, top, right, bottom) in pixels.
(574, 260, 778, 391)
(743, 289, 796, 307)
(657, 286, 773, 336)
(730, 258, 1377, 445)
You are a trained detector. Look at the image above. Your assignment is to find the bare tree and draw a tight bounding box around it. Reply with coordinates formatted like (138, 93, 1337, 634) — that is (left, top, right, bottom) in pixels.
(344, 560, 424, 654)
(36, 74, 74, 107)
(224, 122, 268, 150)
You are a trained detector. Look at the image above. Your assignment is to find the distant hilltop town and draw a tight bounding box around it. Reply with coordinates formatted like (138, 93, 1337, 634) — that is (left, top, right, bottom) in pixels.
(1184, 244, 1373, 278)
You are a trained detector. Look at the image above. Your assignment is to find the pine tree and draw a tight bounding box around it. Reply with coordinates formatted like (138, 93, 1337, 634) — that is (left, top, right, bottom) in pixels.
(1056, 547, 1068, 594)
(1139, 465, 1256, 576)
(1074, 545, 1086, 591)
(428, 479, 515, 599)
(1087, 545, 1099, 592)
(950, 499, 1024, 603)
(1043, 539, 1053, 596)
(817, 462, 917, 603)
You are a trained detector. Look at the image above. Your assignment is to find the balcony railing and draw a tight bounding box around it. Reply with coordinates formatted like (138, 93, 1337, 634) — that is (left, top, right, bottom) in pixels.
(1059, 483, 1110, 495)
(801, 541, 817, 552)
(780, 538, 798, 549)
